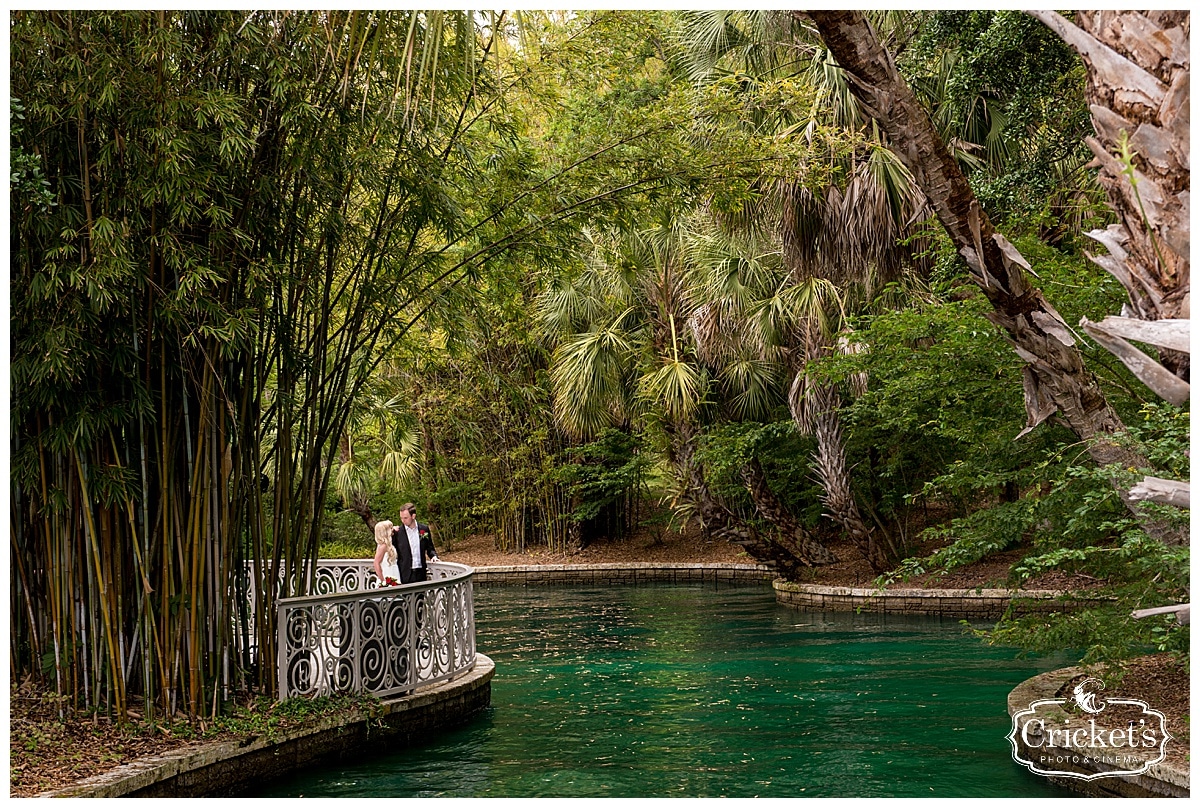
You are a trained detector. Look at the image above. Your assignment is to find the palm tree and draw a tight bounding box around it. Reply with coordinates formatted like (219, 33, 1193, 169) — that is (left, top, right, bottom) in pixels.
(333, 370, 424, 530)
(542, 216, 836, 573)
(686, 222, 845, 567)
(1028, 11, 1191, 528)
(677, 11, 931, 571)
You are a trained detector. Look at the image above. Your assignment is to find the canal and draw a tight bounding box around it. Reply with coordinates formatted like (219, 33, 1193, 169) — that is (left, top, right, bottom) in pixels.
(252, 582, 1074, 797)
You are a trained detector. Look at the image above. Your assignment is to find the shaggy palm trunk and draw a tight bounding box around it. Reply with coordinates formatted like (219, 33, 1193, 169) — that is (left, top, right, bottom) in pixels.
(806, 10, 1182, 543)
(1030, 13, 1190, 321)
(664, 422, 817, 579)
(739, 459, 838, 567)
(808, 386, 900, 573)
(786, 334, 899, 572)
(1028, 10, 1190, 377)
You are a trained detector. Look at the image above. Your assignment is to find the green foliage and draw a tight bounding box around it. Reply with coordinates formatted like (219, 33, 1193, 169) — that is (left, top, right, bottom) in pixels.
(902, 10, 1110, 244)
(165, 692, 382, 743)
(894, 400, 1189, 666)
(558, 429, 649, 524)
(12, 9, 711, 717)
(10, 98, 56, 212)
(813, 291, 1043, 520)
(693, 420, 817, 516)
(983, 601, 1188, 667)
(318, 511, 375, 560)
(810, 236, 1138, 537)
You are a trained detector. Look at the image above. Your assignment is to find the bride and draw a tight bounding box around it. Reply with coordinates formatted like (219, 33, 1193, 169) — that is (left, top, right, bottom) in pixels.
(373, 519, 401, 586)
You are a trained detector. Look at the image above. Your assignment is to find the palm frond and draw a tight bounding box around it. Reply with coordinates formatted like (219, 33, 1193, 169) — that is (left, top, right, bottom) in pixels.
(549, 316, 636, 437)
(538, 274, 607, 337)
(805, 48, 861, 130)
(637, 358, 708, 423)
(836, 331, 869, 398)
(334, 458, 372, 506)
(722, 357, 783, 420)
(788, 371, 813, 434)
(779, 276, 842, 335)
(676, 11, 804, 84)
(379, 418, 423, 488)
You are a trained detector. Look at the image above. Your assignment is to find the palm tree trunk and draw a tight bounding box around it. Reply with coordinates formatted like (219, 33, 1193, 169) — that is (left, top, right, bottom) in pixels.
(805, 10, 1183, 543)
(739, 458, 838, 566)
(808, 386, 900, 573)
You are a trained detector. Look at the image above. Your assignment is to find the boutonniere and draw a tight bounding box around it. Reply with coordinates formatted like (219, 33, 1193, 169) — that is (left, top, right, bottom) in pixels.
(418, 527, 429, 537)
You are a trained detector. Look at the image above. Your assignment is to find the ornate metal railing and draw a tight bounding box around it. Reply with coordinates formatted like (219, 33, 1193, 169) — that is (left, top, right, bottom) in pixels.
(275, 560, 476, 700)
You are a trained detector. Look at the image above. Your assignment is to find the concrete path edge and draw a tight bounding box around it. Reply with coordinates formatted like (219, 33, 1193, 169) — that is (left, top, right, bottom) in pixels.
(774, 579, 1107, 619)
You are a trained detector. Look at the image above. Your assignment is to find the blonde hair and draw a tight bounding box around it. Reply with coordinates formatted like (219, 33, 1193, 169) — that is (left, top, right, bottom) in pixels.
(373, 520, 397, 564)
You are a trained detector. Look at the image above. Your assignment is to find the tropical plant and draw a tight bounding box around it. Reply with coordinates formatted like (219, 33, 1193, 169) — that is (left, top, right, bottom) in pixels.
(805, 10, 1183, 546)
(677, 11, 935, 571)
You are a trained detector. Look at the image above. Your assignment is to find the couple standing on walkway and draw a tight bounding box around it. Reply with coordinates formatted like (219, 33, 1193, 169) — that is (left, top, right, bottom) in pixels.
(373, 503, 439, 586)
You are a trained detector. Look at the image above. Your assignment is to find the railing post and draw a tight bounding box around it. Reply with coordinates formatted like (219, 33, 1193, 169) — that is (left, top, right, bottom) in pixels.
(275, 599, 287, 699)
(448, 583, 457, 670)
(408, 587, 418, 692)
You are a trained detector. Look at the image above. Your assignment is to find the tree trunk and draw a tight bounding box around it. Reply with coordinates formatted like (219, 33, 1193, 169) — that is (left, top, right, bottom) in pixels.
(1027, 11, 1189, 380)
(787, 335, 900, 572)
(809, 385, 901, 573)
(740, 458, 838, 566)
(804, 10, 1183, 543)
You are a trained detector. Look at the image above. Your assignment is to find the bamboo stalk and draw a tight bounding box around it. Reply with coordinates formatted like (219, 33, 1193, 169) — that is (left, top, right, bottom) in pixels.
(74, 451, 125, 716)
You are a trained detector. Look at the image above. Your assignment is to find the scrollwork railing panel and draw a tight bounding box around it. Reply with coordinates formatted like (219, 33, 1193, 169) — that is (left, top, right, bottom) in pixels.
(275, 561, 475, 700)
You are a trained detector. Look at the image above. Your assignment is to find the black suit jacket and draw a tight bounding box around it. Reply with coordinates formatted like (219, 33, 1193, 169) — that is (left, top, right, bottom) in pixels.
(392, 522, 437, 584)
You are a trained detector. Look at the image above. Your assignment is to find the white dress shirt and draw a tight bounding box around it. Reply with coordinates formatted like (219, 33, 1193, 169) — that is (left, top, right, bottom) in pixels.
(405, 523, 422, 571)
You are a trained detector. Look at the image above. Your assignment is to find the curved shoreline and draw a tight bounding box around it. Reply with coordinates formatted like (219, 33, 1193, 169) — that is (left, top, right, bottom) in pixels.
(773, 580, 1106, 619)
(472, 561, 773, 585)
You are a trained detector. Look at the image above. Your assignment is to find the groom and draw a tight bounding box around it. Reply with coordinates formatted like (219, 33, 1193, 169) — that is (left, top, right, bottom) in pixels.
(391, 502, 439, 584)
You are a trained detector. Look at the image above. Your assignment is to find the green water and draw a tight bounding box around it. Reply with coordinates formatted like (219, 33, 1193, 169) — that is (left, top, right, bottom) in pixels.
(253, 583, 1074, 798)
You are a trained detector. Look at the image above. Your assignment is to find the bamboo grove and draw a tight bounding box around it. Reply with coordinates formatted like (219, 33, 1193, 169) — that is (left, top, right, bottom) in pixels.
(8, 10, 613, 720)
(11, 9, 772, 720)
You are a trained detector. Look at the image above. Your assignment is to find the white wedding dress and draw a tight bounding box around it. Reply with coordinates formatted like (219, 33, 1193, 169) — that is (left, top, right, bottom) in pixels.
(378, 548, 401, 585)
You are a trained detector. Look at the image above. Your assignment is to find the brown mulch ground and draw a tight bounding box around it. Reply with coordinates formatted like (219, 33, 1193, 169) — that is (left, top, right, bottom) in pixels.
(444, 524, 1100, 592)
(439, 522, 746, 568)
(10, 528, 1186, 795)
(8, 687, 372, 797)
(9, 685, 214, 797)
